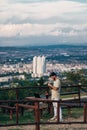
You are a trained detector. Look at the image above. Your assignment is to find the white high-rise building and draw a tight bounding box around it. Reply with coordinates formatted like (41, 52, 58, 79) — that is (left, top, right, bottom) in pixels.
(32, 56, 46, 77)
(42, 56, 46, 73)
(32, 56, 37, 77)
(37, 56, 42, 76)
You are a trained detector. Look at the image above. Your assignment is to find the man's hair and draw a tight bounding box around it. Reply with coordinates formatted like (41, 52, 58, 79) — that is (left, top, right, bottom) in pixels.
(50, 72, 57, 77)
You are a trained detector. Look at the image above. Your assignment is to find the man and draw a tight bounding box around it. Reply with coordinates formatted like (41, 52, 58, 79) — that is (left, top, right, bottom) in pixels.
(48, 72, 62, 121)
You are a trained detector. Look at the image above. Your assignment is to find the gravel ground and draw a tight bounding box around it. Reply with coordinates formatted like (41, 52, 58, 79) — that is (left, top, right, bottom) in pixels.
(0, 124, 87, 130)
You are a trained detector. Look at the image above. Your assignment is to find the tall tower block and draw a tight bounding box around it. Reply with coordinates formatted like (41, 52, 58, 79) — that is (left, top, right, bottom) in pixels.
(32, 56, 46, 77)
(33, 56, 37, 77)
(42, 56, 46, 73)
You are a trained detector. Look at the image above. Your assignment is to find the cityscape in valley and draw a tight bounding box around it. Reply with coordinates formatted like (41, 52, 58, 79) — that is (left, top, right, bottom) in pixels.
(0, 45, 87, 87)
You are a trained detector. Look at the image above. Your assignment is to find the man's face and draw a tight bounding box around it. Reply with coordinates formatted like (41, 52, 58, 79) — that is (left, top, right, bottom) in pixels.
(51, 75, 55, 80)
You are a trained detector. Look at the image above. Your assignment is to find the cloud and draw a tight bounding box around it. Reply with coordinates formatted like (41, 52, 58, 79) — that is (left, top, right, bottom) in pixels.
(0, 23, 87, 37)
(0, 0, 87, 24)
(0, 0, 87, 45)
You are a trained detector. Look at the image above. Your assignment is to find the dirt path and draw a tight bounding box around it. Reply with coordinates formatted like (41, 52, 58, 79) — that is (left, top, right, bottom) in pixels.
(0, 124, 87, 130)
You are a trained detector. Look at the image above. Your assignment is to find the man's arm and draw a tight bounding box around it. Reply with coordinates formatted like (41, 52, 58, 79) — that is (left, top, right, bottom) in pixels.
(48, 83, 58, 91)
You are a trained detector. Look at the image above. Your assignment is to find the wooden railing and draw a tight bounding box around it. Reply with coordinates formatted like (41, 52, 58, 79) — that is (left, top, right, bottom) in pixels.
(0, 84, 84, 100)
(0, 85, 87, 130)
(0, 99, 87, 130)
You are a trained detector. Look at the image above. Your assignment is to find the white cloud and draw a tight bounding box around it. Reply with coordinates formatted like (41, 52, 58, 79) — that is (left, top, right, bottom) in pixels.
(0, 0, 87, 45)
(0, 0, 87, 23)
(0, 23, 87, 38)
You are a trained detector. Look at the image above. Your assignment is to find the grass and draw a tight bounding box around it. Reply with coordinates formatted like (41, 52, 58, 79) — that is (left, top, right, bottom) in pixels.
(62, 107, 83, 119)
(0, 106, 84, 125)
(0, 109, 35, 125)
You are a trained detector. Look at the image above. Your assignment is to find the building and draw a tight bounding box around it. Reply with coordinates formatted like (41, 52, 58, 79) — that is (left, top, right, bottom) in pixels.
(32, 56, 46, 77)
(0, 75, 25, 83)
(32, 56, 37, 77)
(42, 56, 46, 74)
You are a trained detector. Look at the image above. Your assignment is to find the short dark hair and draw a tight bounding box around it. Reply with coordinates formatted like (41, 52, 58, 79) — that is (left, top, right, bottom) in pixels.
(50, 72, 57, 77)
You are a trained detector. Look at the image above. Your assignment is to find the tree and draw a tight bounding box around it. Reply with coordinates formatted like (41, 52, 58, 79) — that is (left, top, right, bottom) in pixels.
(38, 77, 44, 86)
(66, 71, 81, 84)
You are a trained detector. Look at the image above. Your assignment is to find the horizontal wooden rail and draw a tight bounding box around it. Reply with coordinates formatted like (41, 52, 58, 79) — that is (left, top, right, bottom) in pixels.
(0, 84, 86, 91)
(0, 99, 87, 104)
(0, 105, 15, 120)
(61, 91, 78, 95)
(0, 105, 15, 109)
(18, 104, 35, 109)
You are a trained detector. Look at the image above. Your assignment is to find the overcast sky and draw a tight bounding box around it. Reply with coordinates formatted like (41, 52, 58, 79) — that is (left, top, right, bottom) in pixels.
(0, 0, 87, 46)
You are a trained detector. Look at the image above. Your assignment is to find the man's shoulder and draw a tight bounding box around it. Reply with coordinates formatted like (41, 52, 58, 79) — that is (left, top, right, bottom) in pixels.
(56, 77, 60, 81)
(54, 78, 61, 85)
(56, 78, 61, 86)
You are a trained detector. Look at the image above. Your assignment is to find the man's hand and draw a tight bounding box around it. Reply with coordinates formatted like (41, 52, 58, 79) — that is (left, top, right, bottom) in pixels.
(48, 83, 53, 89)
(48, 83, 58, 91)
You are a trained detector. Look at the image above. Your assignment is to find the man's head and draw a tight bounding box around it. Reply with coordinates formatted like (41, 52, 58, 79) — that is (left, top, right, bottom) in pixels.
(50, 72, 57, 80)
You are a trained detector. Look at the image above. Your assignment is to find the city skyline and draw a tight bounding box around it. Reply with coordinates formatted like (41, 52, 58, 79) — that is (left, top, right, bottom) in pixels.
(0, 0, 87, 46)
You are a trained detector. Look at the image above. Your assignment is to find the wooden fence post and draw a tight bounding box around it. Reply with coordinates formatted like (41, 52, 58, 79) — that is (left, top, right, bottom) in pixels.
(34, 101, 40, 130)
(16, 103, 19, 124)
(57, 101, 60, 122)
(10, 109, 13, 120)
(16, 89, 18, 100)
(78, 86, 81, 101)
(84, 103, 87, 123)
